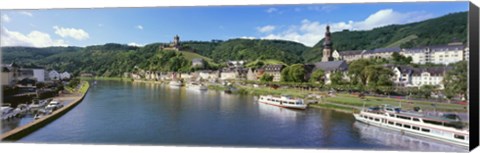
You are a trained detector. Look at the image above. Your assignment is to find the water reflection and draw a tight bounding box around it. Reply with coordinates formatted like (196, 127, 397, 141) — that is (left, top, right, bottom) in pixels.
(257, 102, 303, 122)
(353, 121, 467, 152)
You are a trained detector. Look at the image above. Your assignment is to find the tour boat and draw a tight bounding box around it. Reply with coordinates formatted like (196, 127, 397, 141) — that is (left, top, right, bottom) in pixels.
(169, 80, 183, 87)
(187, 82, 208, 91)
(45, 100, 63, 111)
(258, 95, 307, 110)
(353, 105, 469, 147)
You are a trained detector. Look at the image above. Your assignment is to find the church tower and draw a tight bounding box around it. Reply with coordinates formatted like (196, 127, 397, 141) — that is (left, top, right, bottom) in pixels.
(321, 25, 334, 62)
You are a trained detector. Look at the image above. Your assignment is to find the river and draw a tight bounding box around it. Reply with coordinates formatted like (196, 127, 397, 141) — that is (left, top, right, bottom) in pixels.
(14, 80, 466, 151)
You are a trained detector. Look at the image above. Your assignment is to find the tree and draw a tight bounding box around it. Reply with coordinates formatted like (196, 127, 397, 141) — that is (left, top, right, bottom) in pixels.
(309, 69, 325, 84)
(330, 71, 345, 86)
(288, 64, 306, 82)
(443, 61, 468, 101)
(391, 52, 412, 65)
(259, 74, 274, 82)
(419, 85, 435, 99)
(280, 66, 291, 82)
(348, 59, 371, 86)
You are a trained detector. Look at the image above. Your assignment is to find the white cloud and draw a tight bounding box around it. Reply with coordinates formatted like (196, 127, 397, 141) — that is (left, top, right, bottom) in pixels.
(240, 36, 256, 40)
(266, 8, 278, 13)
(307, 5, 337, 12)
(136, 25, 143, 30)
(127, 42, 144, 47)
(1, 14, 10, 23)
(1, 26, 67, 47)
(259, 9, 435, 47)
(256, 25, 276, 33)
(19, 11, 33, 17)
(53, 26, 90, 41)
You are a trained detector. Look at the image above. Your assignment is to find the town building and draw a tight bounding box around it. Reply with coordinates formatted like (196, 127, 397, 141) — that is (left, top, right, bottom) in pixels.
(32, 68, 48, 82)
(332, 50, 367, 62)
(1, 62, 19, 86)
(49, 70, 60, 80)
(220, 67, 248, 81)
(410, 67, 450, 89)
(363, 47, 402, 59)
(306, 60, 348, 84)
(402, 42, 467, 65)
(262, 64, 285, 82)
(160, 35, 182, 51)
(246, 68, 264, 81)
(192, 58, 205, 69)
(60, 72, 71, 80)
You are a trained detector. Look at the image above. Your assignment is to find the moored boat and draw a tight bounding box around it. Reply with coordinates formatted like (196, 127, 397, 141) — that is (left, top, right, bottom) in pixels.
(169, 80, 183, 87)
(258, 95, 307, 110)
(353, 105, 469, 147)
(187, 82, 208, 91)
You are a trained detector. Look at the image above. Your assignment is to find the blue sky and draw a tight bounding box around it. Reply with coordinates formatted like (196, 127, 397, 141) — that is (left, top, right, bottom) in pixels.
(0, 2, 468, 47)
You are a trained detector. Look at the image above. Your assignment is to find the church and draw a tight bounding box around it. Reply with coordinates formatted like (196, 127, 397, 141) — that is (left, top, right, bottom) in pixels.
(305, 25, 348, 84)
(160, 35, 182, 51)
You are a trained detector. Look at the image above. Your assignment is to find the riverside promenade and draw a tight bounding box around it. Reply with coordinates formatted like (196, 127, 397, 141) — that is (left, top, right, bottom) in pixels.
(1, 81, 90, 141)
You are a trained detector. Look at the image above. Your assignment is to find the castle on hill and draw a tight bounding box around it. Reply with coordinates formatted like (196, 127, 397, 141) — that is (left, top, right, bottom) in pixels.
(160, 35, 182, 51)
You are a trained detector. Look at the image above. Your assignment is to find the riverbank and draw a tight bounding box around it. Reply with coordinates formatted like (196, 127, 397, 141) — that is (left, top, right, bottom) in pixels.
(207, 84, 467, 113)
(79, 76, 133, 82)
(1, 81, 90, 141)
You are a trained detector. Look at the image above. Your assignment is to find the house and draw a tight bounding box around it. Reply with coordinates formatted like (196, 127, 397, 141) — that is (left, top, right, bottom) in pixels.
(227, 60, 245, 68)
(49, 70, 61, 80)
(2, 66, 15, 86)
(32, 68, 48, 82)
(220, 67, 248, 81)
(18, 68, 35, 81)
(333, 50, 367, 62)
(410, 67, 450, 89)
(1, 63, 19, 86)
(392, 65, 414, 87)
(192, 58, 205, 69)
(247, 68, 264, 81)
(262, 64, 285, 82)
(306, 60, 348, 84)
(363, 47, 402, 59)
(198, 70, 220, 81)
(60, 72, 71, 80)
(402, 43, 466, 65)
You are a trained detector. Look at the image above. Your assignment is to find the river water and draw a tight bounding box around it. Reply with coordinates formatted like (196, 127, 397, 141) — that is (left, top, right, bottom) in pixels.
(15, 81, 466, 151)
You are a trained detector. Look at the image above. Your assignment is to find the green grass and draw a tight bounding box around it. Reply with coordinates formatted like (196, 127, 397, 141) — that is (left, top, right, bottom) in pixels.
(384, 34, 418, 48)
(79, 76, 133, 81)
(78, 81, 89, 94)
(245, 59, 287, 67)
(325, 93, 467, 112)
(310, 103, 356, 113)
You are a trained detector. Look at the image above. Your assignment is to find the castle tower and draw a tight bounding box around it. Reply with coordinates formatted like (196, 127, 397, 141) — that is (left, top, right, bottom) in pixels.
(173, 34, 180, 47)
(321, 25, 334, 62)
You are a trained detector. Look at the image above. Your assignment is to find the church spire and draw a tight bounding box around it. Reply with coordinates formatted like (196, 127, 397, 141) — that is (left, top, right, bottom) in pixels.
(321, 25, 334, 62)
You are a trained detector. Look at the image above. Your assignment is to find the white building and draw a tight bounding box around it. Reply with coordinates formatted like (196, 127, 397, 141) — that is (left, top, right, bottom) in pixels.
(403, 43, 466, 65)
(392, 65, 449, 89)
(49, 70, 60, 80)
(32, 69, 48, 82)
(60, 72, 71, 80)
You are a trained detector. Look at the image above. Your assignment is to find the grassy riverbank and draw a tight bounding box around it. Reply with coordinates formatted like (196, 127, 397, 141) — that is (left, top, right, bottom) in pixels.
(208, 84, 466, 113)
(79, 76, 133, 82)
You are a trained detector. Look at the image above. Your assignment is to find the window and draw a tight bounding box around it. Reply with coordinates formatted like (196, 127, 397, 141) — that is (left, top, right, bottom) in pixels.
(412, 126, 420, 130)
(454, 134, 465, 140)
(421, 128, 430, 132)
(396, 123, 402, 127)
(396, 115, 411, 120)
(369, 117, 373, 120)
(413, 118, 420, 122)
(403, 124, 411, 129)
(388, 121, 394, 125)
(424, 120, 443, 126)
(374, 118, 380, 122)
(363, 116, 368, 119)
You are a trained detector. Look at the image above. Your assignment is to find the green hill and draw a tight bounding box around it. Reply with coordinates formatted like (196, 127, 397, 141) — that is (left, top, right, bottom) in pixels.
(245, 59, 287, 68)
(304, 11, 467, 62)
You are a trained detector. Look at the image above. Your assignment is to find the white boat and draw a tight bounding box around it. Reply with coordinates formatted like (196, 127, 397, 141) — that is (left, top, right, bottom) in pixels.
(29, 99, 51, 110)
(258, 95, 307, 110)
(45, 100, 63, 111)
(1, 105, 15, 120)
(169, 80, 183, 87)
(187, 82, 208, 91)
(353, 105, 469, 147)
